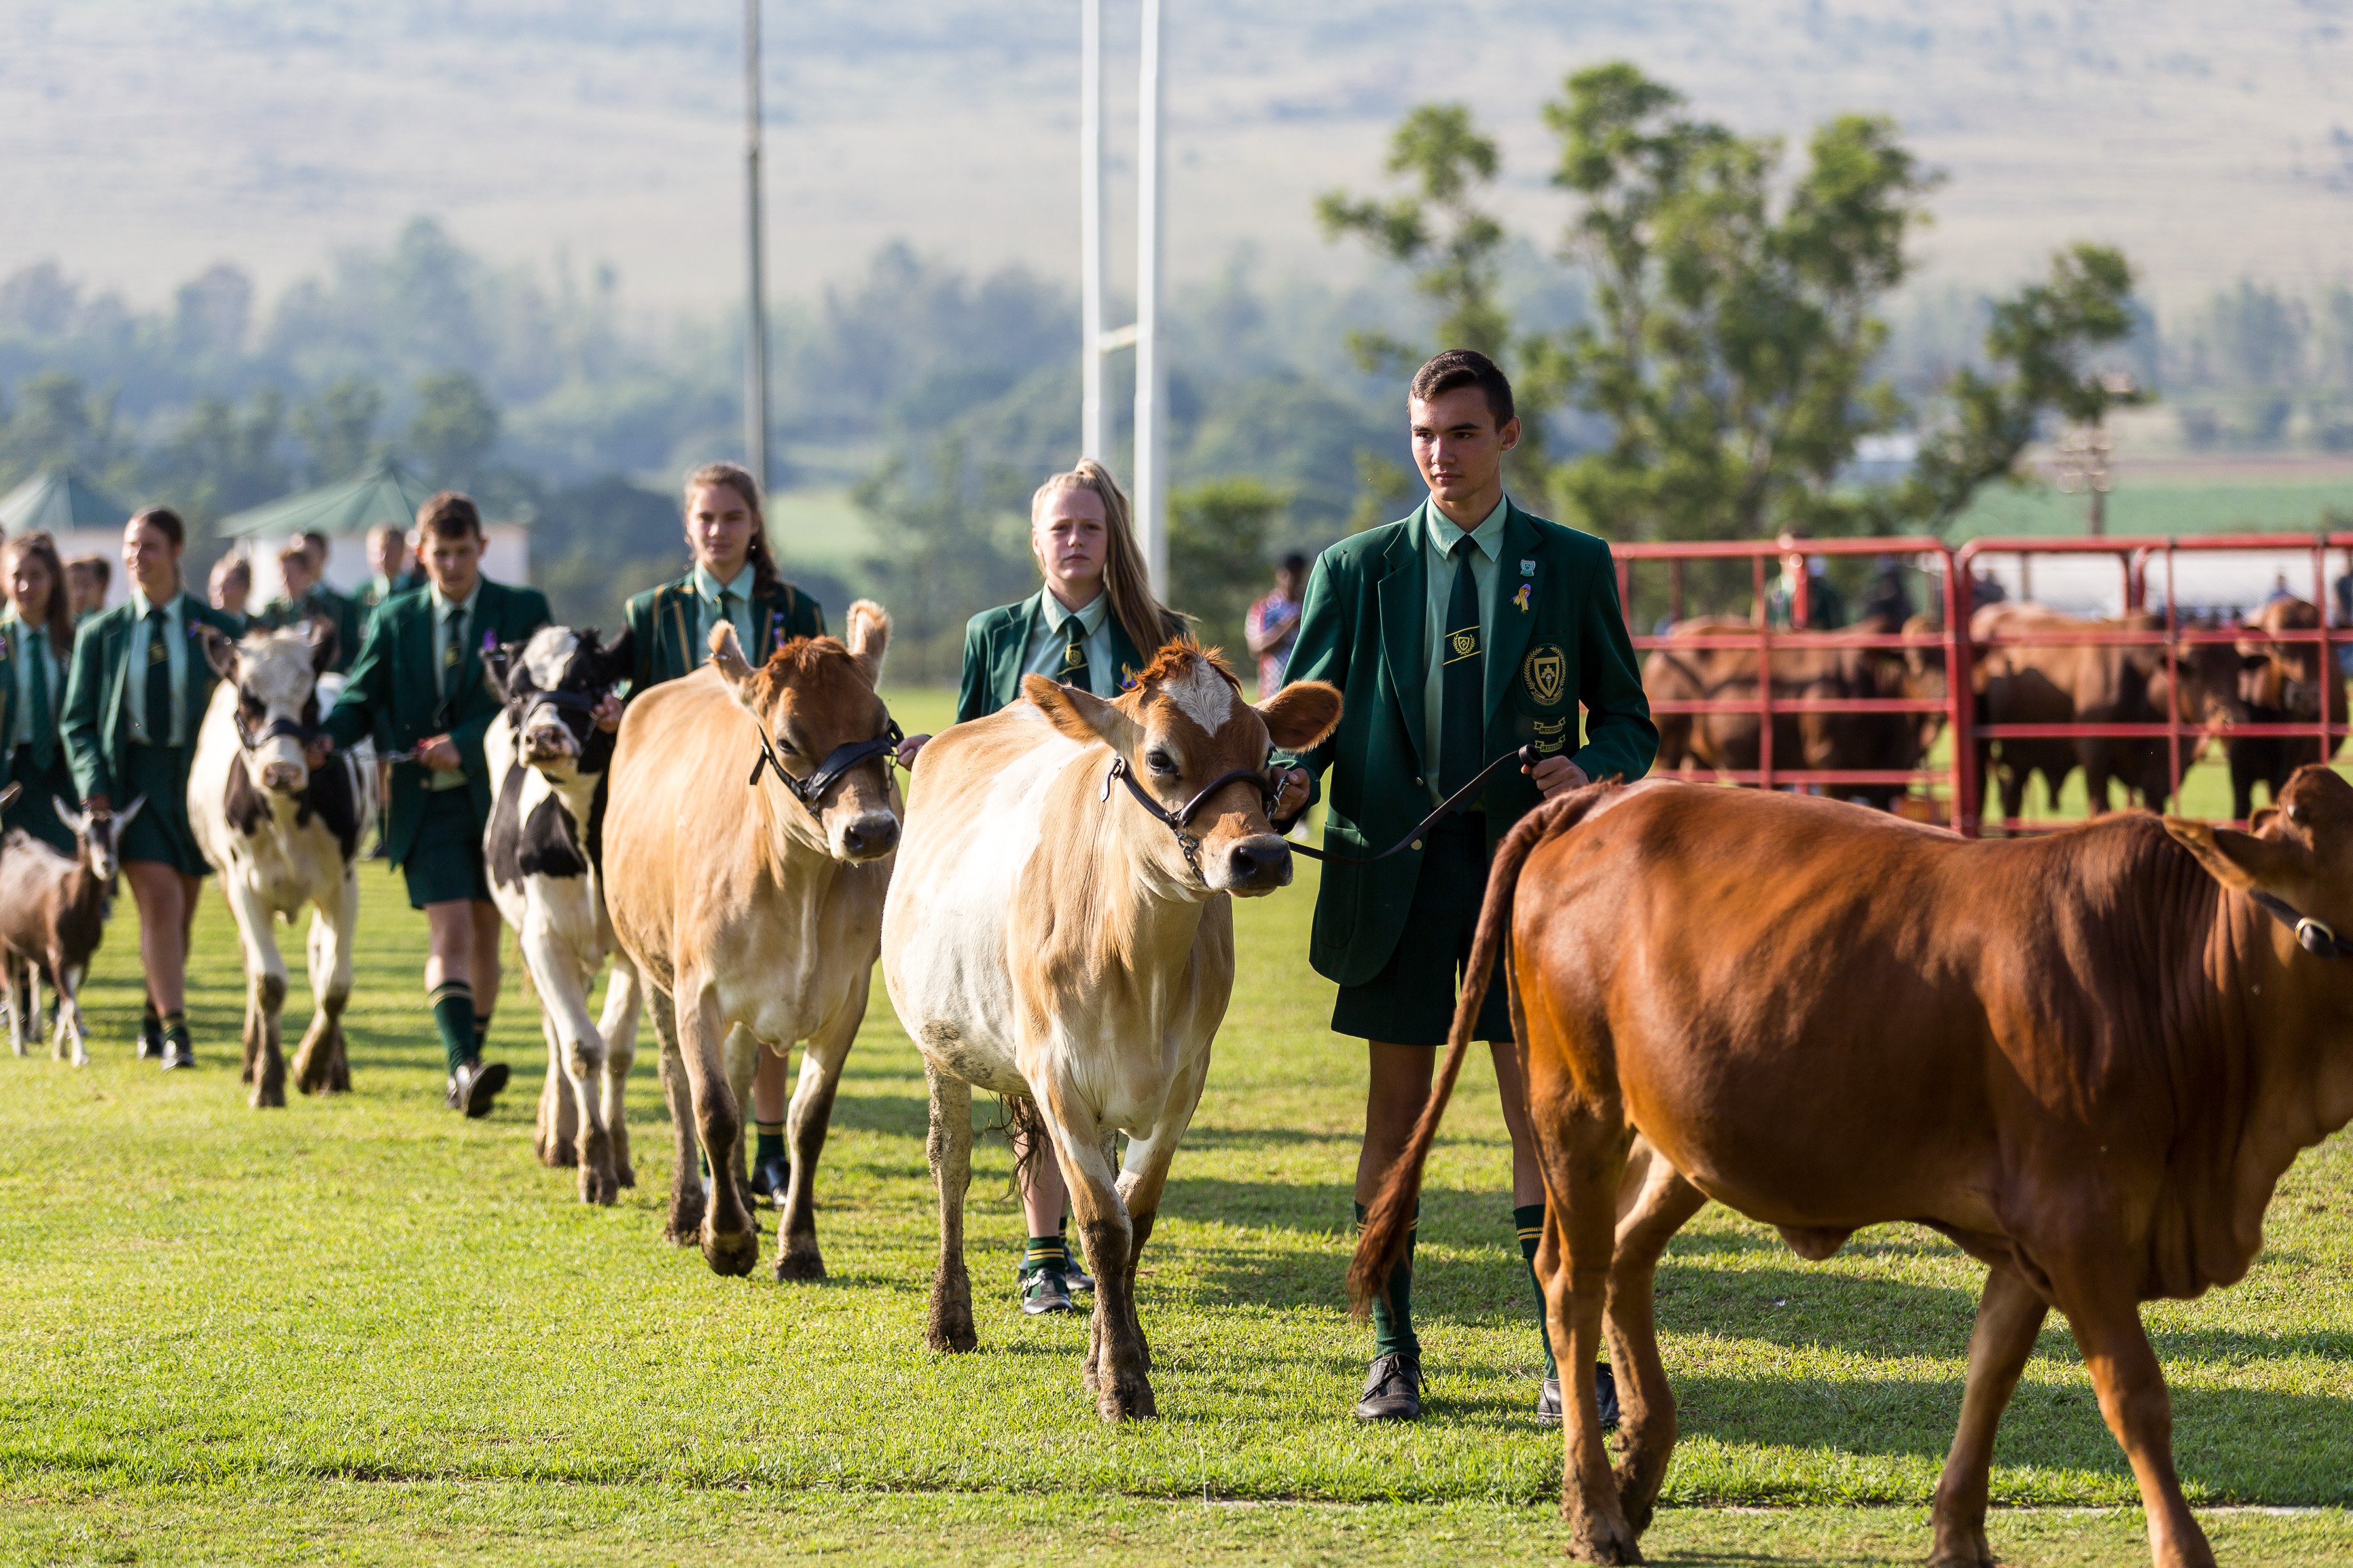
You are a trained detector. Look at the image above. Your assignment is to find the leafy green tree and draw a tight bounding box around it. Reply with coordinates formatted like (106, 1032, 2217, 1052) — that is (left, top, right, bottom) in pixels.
(0, 371, 140, 494)
(855, 437, 1030, 683)
(406, 371, 501, 488)
(293, 378, 385, 484)
(1170, 477, 1283, 658)
(146, 388, 288, 533)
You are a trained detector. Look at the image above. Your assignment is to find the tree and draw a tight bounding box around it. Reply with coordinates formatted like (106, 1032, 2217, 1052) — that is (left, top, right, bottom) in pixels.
(0, 371, 139, 493)
(146, 388, 288, 532)
(855, 437, 1030, 683)
(293, 378, 385, 484)
(406, 371, 501, 488)
(1170, 477, 1283, 658)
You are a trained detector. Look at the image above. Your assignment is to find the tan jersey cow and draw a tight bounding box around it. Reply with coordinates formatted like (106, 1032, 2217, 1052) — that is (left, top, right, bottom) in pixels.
(603, 604, 900, 1279)
(883, 642, 1339, 1421)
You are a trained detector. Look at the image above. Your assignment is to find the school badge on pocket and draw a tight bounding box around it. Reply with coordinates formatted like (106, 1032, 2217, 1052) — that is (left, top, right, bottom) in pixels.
(1523, 644, 1565, 706)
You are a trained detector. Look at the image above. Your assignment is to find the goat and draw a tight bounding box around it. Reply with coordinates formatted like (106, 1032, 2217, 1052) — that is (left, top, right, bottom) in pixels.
(0, 796, 139, 1067)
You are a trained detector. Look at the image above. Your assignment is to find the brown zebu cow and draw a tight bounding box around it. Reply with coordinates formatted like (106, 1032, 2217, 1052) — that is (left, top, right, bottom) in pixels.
(603, 606, 899, 1278)
(2223, 596, 2347, 821)
(1357, 771, 2353, 1567)
(1642, 613, 1942, 809)
(882, 642, 1340, 1419)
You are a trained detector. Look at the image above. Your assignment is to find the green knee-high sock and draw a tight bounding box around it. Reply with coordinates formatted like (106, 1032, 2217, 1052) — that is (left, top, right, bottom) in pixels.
(429, 982, 476, 1074)
(754, 1120, 787, 1167)
(1355, 1201, 1420, 1360)
(160, 1010, 190, 1052)
(1020, 1221, 1070, 1277)
(1515, 1202, 1560, 1380)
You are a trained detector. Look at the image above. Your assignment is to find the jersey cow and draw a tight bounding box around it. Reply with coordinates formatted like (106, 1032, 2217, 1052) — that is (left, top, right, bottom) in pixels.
(603, 604, 900, 1279)
(883, 644, 1340, 1421)
(484, 625, 641, 1205)
(0, 786, 128, 1065)
(1357, 772, 2353, 1567)
(190, 622, 377, 1108)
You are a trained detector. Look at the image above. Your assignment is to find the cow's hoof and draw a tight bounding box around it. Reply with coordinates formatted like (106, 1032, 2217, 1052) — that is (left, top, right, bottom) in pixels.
(773, 1245, 826, 1283)
(1094, 1375, 1156, 1422)
(615, 1161, 637, 1190)
(1564, 1520, 1643, 1565)
(702, 1226, 759, 1277)
(250, 1084, 286, 1110)
(925, 1322, 978, 1354)
(578, 1166, 619, 1207)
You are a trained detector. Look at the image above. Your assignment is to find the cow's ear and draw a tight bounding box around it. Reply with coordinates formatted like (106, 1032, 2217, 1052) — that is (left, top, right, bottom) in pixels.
(2166, 817, 2302, 892)
(2251, 806, 2280, 835)
(709, 621, 755, 689)
(482, 640, 516, 701)
(305, 614, 339, 675)
(197, 624, 238, 682)
(1258, 680, 1342, 752)
(1024, 674, 1138, 750)
(844, 599, 891, 688)
(592, 627, 634, 691)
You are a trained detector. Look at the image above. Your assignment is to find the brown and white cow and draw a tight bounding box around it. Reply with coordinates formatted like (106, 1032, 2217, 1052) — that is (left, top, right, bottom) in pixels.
(483, 625, 641, 1205)
(603, 604, 900, 1278)
(190, 622, 377, 1107)
(882, 642, 1340, 1420)
(1359, 770, 2353, 1567)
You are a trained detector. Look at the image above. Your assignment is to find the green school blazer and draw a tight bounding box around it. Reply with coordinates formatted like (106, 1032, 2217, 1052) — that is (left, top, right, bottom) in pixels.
(623, 572, 827, 693)
(954, 592, 1151, 723)
(1282, 498, 1657, 988)
(59, 591, 247, 807)
(0, 619, 69, 793)
(324, 579, 551, 867)
(256, 585, 364, 673)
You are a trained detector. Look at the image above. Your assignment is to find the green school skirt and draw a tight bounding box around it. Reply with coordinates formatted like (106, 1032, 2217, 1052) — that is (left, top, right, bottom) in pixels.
(401, 786, 490, 909)
(3, 745, 78, 856)
(116, 742, 210, 877)
(1329, 814, 1514, 1047)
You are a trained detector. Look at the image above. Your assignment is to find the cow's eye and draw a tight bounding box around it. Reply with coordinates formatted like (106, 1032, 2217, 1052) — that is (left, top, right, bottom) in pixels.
(772, 733, 800, 756)
(1145, 748, 1176, 776)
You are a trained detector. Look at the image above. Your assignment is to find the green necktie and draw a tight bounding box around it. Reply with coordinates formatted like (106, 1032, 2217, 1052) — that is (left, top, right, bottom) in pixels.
(145, 607, 174, 745)
(441, 604, 467, 704)
(28, 629, 54, 767)
(1060, 610, 1092, 693)
(1438, 536, 1484, 803)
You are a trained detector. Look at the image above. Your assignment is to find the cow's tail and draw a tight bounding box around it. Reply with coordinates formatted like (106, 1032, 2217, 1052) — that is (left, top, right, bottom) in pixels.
(1346, 779, 1621, 1319)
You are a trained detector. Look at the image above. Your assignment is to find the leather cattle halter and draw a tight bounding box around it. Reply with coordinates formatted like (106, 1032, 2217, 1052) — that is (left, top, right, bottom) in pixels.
(1288, 744, 1539, 867)
(2250, 889, 2353, 959)
(232, 704, 329, 756)
(1100, 757, 1279, 881)
(748, 716, 905, 810)
(512, 685, 607, 740)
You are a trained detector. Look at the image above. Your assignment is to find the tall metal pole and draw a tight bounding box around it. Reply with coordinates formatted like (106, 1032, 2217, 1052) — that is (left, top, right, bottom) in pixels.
(1079, 0, 1106, 463)
(743, 0, 772, 494)
(1133, 0, 1168, 594)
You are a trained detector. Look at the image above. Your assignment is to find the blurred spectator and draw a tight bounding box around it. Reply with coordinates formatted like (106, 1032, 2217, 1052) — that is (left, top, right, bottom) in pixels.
(1244, 551, 1309, 698)
(65, 555, 109, 619)
(209, 553, 252, 617)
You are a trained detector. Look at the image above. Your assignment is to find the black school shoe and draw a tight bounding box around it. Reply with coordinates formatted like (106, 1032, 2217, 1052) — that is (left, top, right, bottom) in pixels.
(1020, 1266, 1076, 1316)
(160, 1039, 196, 1071)
(1354, 1352, 1424, 1421)
(136, 1023, 164, 1061)
(751, 1154, 790, 1204)
(1536, 1362, 1620, 1430)
(446, 1059, 510, 1118)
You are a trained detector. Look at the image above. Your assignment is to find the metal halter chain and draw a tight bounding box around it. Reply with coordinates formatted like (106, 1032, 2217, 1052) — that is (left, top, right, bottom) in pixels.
(748, 717, 905, 809)
(1099, 756, 1278, 881)
(2250, 889, 2353, 959)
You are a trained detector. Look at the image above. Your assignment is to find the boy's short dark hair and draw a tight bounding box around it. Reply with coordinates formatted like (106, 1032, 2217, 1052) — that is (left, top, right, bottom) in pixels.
(1278, 551, 1310, 575)
(416, 491, 483, 540)
(1409, 348, 1515, 429)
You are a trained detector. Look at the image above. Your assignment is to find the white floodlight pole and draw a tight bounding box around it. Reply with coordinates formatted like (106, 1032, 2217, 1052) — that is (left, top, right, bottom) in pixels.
(743, 0, 772, 495)
(1079, 0, 1107, 462)
(1133, 0, 1168, 594)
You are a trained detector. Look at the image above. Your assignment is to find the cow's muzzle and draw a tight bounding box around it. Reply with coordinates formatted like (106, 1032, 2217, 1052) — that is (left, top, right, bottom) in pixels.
(523, 724, 576, 765)
(833, 810, 900, 862)
(259, 759, 306, 794)
(1216, 832, 1294, 896)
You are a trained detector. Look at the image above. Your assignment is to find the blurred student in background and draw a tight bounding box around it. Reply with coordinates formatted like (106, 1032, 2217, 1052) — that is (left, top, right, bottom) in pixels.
(1, 531, 79, 855)
(66, 555, 109, 621)
(208, 553, 253, 617)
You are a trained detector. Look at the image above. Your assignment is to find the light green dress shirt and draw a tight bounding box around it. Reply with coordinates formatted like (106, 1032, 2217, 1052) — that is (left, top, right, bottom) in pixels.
(1020, 589, 1117, 699)
(3, 613, 62, 754)
(426, 580, 483, 790)
(126, 587, 190, 747)
(692, 562, 759, 665)
(1420, 493, 1509, 803)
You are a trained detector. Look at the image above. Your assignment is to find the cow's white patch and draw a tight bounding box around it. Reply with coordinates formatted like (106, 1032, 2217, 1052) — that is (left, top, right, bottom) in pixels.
(520, 626, 581, 691)
(1162, 659, 1238, 734)
(238, 631, 319, 715)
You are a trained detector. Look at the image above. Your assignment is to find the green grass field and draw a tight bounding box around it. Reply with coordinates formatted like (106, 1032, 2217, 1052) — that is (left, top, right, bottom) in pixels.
(0, 687, 2347, 1565)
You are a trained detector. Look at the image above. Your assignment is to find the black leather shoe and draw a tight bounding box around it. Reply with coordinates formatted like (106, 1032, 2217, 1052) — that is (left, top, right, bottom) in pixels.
(446, 1059, 510, 1118)
(1537, 1364, 1621, 1430)
(1354, 1352, 1423, 1421)
(160, 1040, 195, 1071)
(751, 1154, 791, 1203)
(137, 1027, 163, 1061)
(1020, 1267, 1075, 1315)
(1064, 1260, 1094, 1294)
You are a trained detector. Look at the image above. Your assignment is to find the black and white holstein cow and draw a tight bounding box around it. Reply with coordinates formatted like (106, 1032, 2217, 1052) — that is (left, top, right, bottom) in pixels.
(483, 625, 642, 1205)
(190, 620, 378, 1108)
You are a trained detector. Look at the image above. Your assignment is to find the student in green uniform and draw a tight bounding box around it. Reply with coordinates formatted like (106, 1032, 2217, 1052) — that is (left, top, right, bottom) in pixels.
(622, 460, 827, 1200)
(257, 537, 363, 672)
(356, 524, 425, 632)
(1, 530, 79, 856)
(325, 492, 552, 1117)
(59, 507, 247, 1070)
(1272, 350, 1657, 1424)
(895, 458, 1186, 1317)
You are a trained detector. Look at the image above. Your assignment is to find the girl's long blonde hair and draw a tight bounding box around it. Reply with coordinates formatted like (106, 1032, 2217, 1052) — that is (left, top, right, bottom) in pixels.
(1031, 459, 1185, 661)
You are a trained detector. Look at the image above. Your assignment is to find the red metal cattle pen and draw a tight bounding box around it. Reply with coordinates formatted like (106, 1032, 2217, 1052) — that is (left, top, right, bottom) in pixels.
(1956, 533, 2353, 834)
(1613, 537, 1973, 812)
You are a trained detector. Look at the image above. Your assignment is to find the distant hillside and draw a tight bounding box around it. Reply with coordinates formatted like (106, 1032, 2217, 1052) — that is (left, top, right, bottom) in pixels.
(8, 1, 2353, 311)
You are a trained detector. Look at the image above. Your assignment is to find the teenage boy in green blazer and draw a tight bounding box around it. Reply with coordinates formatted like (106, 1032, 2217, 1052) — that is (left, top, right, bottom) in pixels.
(256, 536, 363, 672)
(1273, 350, 1657, 1425)
(325, 492, 552, 1117)
(621, 460, 825, 1199)
(60, 507, 247, 1069)
(1, 530, 80, 856)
